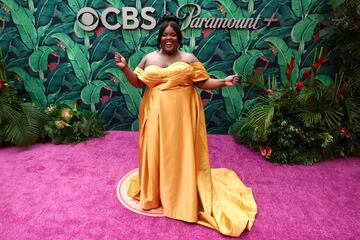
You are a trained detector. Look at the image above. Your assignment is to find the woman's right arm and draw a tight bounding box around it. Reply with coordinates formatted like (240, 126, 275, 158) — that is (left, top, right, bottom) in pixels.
(114, 52, 144, 88)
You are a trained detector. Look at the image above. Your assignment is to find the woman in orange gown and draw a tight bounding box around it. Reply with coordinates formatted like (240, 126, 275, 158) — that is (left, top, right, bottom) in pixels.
(115, 14, 257, 237)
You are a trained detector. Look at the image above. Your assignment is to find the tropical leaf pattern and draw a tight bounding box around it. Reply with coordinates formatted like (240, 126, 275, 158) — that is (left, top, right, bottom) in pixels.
(0, 0, 331, 133)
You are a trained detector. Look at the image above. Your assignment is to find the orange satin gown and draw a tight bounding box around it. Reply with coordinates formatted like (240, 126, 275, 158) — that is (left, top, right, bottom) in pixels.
(127, 62, 257, 237)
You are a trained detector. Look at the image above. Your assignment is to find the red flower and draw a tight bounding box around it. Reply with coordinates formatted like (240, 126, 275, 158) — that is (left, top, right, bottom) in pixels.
(48, 62, 58, 72)
(295, 81, 305, 93)
(201, 98, 209, 106)
(301, 69, 311, 82)
(311, 56, 325, 73)
(286, 56, 296, 81)
(95, 27, 105, 37)
(336, 82, 350, 98)
(253, 67, 264, 76)
(0, 79, 4, 90)
(202, 29, 214, 38)
(266, 88, 275, 96)
(312, 33, 320, 42)
(340, 127, 351, 139)
(100, 95, 110, 104)
(260, 146, 272, 159)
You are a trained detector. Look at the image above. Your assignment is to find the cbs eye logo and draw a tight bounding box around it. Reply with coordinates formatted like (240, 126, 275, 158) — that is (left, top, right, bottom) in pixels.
(77, 7, 157, 31)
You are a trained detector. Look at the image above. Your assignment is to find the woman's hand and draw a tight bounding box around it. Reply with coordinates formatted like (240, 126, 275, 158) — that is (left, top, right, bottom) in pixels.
(114, 52, 127, 69)
(223, 74, 239, 87)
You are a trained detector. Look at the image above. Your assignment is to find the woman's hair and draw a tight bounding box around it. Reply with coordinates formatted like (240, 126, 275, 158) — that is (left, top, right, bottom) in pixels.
(157, 13, 183, 49)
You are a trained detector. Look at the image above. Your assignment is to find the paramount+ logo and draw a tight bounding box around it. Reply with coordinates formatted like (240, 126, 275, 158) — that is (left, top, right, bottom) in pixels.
(77, 7, 157, 31)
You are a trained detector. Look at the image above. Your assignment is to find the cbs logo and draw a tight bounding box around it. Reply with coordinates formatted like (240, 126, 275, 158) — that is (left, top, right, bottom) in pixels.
(77, 7, 157, 31)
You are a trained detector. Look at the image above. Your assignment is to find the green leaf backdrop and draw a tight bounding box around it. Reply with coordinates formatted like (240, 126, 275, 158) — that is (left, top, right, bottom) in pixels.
(0, 0, 332, 133)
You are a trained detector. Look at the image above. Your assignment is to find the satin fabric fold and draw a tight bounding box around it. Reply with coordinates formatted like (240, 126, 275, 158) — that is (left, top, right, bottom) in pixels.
(128, 62, 257, 236)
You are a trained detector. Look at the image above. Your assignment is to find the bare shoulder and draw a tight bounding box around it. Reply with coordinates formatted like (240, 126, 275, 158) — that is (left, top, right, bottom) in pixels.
(143, 51, 159, 60)
(180, 51, 199, 64)
(138, 51, 158, 68)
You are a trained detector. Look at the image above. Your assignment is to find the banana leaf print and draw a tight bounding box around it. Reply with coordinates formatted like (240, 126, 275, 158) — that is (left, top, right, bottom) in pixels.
(98, 96, 134, 129)
(80, 80, 107, 105)
(8, 66, 47, 108)
(28, 46, 53, 74)
(210, 70, 244, 121)
(291, 0, 312, 17)
(45, 63, 72, 104)
(40, 22, 73, 45)
(218, 0, 250, 54)
(291, 14, 323, 52)
(234, 49, 264, 77)
(67, 0, 86, 15)
(89, 31, 117, 75)
(35, 0, 57, 41)
(51, 33, 90, 84)
(2, 0, 37, 50)
(0, 28, 18, 55)
(2, 0, 335, 133)
(104, 67, 142, 118)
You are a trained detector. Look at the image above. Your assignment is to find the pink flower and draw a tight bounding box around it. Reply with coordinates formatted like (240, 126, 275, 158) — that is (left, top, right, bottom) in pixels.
(260, 146, 272, 159)
(266, 88, 275, 96)
(202, 29, 214, 38)
(55, 120, 66, 129)
(95, 27, 105, 37)
(295, 81, 305, 93)
(100, 95, 109, 104)
(0, 79, 4, 90)
(60, 108, 73, 122)
(48, 63, 58, 71)
(340, 127, 351, 139)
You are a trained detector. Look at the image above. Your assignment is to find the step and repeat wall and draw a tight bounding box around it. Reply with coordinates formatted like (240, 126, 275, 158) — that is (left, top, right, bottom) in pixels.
(0, 0, 332, 133)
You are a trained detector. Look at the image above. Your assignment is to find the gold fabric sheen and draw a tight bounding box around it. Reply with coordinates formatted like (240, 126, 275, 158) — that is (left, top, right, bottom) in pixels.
(128, 62, 257, 237)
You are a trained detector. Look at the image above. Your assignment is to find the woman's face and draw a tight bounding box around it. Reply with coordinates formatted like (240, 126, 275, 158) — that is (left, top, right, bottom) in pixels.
(160, 25, 179, 55)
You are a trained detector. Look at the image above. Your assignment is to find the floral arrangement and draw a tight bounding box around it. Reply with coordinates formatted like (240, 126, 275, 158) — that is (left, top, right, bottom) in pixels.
(229, 48, 360, 165)
(44, 103, 105, 144)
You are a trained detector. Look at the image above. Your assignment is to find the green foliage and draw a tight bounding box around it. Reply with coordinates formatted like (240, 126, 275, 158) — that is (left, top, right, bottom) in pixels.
(44, 103, 105, 144)
(323, 0, 360, 81)
(230, 51, 360, 165)
(0, 49, 47, 147)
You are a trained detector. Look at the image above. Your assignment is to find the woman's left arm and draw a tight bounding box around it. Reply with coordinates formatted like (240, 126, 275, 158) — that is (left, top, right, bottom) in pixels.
(195, 74, 239, 90)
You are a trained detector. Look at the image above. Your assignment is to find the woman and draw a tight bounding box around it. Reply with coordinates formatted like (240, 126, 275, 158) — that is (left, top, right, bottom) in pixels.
(115, 14, 257, 237)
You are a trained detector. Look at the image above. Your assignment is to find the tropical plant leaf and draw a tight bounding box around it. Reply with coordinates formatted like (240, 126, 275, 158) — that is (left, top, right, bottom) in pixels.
(51, 33, 90, 84)
(67, 0, 86, 14)
(28, 46, 53, 73)
(2, 0, 37, 50)
(291, 0, 312, 17)
(80, 80, 107, 105)
(8, 67, 47, 108)
(5, 103, 46, 147)
(46, 63, 71, 95)
(234, 49, 264, 77)
(35, 0, 57, 28)
(291, 14, 323, 52)
(105, 68, 142, 117)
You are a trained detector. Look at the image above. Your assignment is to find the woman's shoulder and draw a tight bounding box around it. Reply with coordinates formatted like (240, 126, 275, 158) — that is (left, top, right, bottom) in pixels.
(143, 50, 159, 60)
(179, 51, 199, 64)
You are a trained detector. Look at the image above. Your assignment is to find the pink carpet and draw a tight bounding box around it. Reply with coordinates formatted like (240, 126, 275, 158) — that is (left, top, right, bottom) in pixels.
(0, 131, 359, 239)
